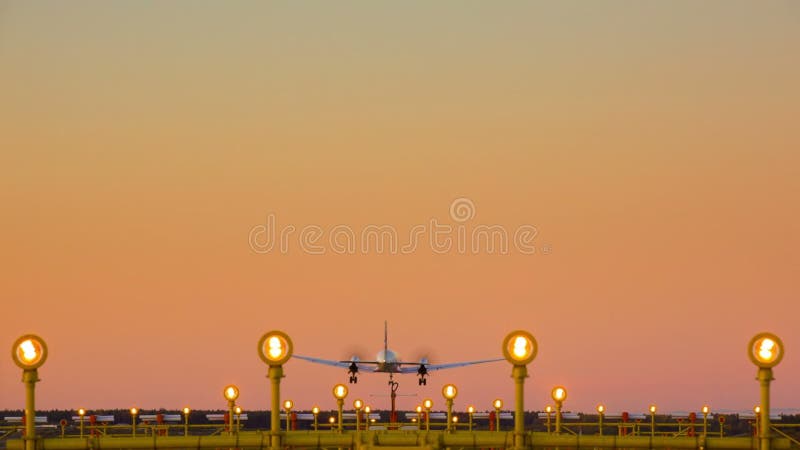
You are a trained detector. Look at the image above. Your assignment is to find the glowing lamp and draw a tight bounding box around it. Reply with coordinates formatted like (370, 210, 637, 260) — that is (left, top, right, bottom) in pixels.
(502, 331, 538, 365)
(283, 400, 293, 410)
(78, 409, 86, 417)
(702, 405, 709, 415)
(748, 333, 784, 368)
(493, 399, 503, 409)
(234, 406, 242, 415)
(354, 399, 363, 410)
(467, 406, 475, 414)
(597, 405, 605, 414)
(442, 384, 458, 400)
(423, 399, 433, 410)
(223, 385, 240, 402)
(12, 335, 48, 370)
(551, 387, 567, 402)
(649, 405, 657, 414)
(130, 408, 139, 416)
(333, 384, 348, 400)
(312, 406, 320, 415)
(257, 331, 294, 366)
(183, 407, 191, 415)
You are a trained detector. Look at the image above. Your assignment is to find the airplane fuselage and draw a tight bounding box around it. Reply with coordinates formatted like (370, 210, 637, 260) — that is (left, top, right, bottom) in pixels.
(374, 349, 402, 373)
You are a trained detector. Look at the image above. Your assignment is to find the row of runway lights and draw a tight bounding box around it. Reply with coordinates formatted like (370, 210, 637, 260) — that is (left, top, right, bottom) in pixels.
(10, 331, 785, 450)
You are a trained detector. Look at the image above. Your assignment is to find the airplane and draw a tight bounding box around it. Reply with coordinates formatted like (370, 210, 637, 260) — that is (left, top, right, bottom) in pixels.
(293, 321, 503, 386)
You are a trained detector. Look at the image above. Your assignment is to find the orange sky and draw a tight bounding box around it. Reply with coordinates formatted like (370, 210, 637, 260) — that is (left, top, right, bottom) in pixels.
(1, 2, 799, 414)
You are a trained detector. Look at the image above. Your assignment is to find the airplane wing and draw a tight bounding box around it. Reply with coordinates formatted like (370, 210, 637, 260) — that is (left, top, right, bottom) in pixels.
(398, 358, 504, 373)
(293, 355, 379, 370)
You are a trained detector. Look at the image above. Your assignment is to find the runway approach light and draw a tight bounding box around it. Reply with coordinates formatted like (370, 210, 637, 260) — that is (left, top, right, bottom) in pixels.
(354, 399, 364, 410)
(502, 331, 538, 365)
(183, 407, 190, 415)
(493, 399, 503, 409)
(597, 405, 605, 414)
(551, 387, 567, 402)
(224, 385, 240, 402)
(312, 406, 320, 415)
(257, 331, 293, 366)
(130, 408, 139, 416)
(12, 335, 48, 370)
(650, 405, 657, 414)
(235, 406, 242, 415)
(78, 409, 86, 417)
(754, 406, 761, 414)
(442, 384, 458, 400)
(423, 399, 433, 410)
(333, 384, 348, 400)
(702, 405, 709, 415)
(749, 333, 784, 368)
(283, 400, 293, 410)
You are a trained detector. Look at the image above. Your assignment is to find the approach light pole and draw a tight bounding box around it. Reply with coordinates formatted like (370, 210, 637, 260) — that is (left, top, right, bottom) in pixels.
(502, 330, 538, 450)
(551, 387, 567, 435)
(333, 384, 348, 433)
(748, 333, 784, 450)
(423, 399, 433, 432)
(442, 384, 458, 432)
(11, 335, 48, 450)
(223, 385, 240, 435)
(283, 400, 293, 431)
(257, 331, 294, 450)
(597, 405, 605, 436)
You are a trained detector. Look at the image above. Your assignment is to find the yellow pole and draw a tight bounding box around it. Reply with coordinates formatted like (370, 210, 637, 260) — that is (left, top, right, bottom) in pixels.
(546, 410, 551, 434)
(425, 409, 430, 432)
(468, 411, 473, 432)
(313, 414, 318, 431)
(512, 365, 526, 449)
(703, 412, 708, 437)
(598, 412, 604, 436)
(446, 399, 453, 433)
(555, 402, 562, 435)
(79, 416, 84, 438)
(184, 414, 189, 436)
(651, 411, 656, 439)
(228, 402, 235, 435)
(337, 399, 344, 433)
(268, 365, 283, 450)
(495, 407, 501, 432)
(759, 369, 772, 450)
(22, 370, 38, 450)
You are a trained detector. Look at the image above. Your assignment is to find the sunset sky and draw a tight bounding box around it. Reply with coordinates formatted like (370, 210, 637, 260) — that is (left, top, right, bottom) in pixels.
(1, 2, 799, 415)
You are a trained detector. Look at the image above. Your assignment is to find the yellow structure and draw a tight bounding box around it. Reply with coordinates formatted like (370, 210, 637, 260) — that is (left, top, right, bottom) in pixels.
(551, 387, 567, 435)
(257, 330, 293, 450)
(442, 384, 458, 432)
(748, 333, 784, 450)
(5, 328, 796, 450)
(502, 330, 537, 449)
(333, 384, 348, 433)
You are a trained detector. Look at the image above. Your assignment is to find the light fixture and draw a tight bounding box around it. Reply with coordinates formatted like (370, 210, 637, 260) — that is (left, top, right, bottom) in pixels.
(257, 331, 294, 366)
(502, 331, 538, 365)
(223, 385, 240, 402)
(12, 335, 48, 370)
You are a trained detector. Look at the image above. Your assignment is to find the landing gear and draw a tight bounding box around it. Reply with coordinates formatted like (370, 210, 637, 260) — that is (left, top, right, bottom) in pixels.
(418, 377, 427, 386)
(348, 361, 359, 384)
